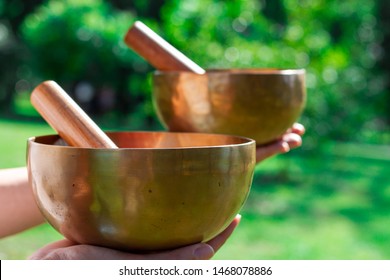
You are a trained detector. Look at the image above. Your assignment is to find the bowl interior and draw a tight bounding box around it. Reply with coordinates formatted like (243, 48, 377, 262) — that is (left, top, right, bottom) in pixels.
(32, 131, 254, 149)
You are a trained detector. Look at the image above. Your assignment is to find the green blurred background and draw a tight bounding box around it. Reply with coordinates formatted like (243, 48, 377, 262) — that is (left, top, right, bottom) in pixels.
(0, 0, 389, 259)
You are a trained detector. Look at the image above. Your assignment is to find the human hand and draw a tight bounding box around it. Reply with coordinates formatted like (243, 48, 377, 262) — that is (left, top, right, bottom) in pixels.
(256, 123, 305, 163)
(29, 215, 241, 260)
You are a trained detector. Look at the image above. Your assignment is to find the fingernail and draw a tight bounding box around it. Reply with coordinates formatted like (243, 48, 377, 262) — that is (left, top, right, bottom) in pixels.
(193, 244, 215, 260)
(281, 142, 290, 153)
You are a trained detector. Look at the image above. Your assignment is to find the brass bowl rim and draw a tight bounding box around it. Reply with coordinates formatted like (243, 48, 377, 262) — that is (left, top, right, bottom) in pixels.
(28, 131, 256, 151)
(154, 68, 306, 76)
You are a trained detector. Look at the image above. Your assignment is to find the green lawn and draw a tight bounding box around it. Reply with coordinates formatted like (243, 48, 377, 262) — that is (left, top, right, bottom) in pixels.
(0, 118, 54, 168)
(0, 117, 389, 259)
(217, 149, 390, 259)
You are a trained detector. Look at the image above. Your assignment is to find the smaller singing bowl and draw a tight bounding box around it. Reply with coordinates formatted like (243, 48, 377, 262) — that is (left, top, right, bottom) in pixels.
(152, 69, 306, 145)
(27, 131, 255, 251)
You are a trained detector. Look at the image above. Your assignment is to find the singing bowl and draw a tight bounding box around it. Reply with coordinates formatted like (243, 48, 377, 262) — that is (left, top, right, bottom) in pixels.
(27, 131, 256, 251)
(152, 69, 306, 145)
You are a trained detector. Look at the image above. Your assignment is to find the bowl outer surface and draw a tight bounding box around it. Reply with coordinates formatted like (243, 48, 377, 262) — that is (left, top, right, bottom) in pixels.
(27, 131, 256, 251)
(153, 69, 306, 145)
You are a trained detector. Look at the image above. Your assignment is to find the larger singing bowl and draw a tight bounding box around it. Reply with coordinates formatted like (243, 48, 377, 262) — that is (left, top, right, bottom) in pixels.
(153, 69, 306, 145)
(27, 131, 255, 251)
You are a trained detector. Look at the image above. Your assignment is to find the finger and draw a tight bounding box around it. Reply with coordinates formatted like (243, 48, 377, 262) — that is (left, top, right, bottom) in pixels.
(30, 243, 148, 260)
(256, 141, 288, 162)
(256, 132, 303, 163)
(30, 239, 215, 260)
(207, 214, 241, 253)
(29, 239, 144, 260)
(282, 133, 302, 149)
(29, 239, 78, 259)
(287, 123, 305, 135)
(148, 215, 242, 260)
(81, 245, 212, 260)
(142, 243, 215, 260)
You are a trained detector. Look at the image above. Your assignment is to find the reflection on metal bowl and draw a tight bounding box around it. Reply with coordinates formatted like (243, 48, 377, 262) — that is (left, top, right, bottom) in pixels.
(153, 69, 306, 145)
(28, 131, 255, 251)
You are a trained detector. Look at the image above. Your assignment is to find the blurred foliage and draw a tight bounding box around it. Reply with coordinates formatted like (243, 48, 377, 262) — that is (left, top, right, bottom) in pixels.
(0, 0, 389, 144)
(20, 0, 159, 127)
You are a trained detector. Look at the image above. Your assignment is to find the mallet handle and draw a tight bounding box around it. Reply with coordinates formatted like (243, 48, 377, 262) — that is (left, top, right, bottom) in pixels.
(124, 21, 205, 74)
(31, 81, 118, 149)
